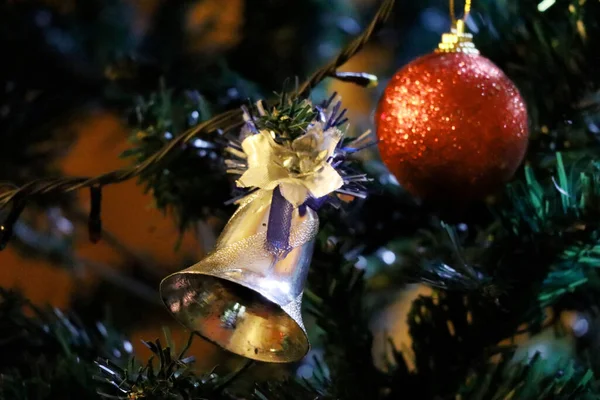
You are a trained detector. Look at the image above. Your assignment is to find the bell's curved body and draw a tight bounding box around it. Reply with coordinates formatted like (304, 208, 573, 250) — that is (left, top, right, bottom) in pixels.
(160, 191, 318, 363)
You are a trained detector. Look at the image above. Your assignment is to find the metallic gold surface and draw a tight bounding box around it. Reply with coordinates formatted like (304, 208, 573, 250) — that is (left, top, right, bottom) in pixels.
(160, 191, 318, 362)
(375, 51, 529, 202)
(436, 21, 479, 54)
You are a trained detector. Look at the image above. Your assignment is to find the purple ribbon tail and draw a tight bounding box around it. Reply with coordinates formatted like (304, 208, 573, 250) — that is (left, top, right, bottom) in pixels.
(266, 186, 294, 259)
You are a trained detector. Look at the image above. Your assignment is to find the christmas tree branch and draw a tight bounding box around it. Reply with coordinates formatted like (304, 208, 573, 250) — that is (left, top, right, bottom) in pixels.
(0, 288, 259, 399)
(458, 351, 597, 399)
(306, 245, 393, 399)
(0, 288, 133, 399)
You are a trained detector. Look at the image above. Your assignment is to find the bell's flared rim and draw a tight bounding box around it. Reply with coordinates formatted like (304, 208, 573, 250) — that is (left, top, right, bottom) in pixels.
(160, 270, 310, 363)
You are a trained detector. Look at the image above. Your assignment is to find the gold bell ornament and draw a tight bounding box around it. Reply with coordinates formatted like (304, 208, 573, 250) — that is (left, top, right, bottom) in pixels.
(160, 96, 372, 363)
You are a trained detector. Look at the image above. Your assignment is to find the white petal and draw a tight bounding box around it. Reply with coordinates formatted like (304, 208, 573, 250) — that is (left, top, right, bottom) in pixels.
(293, 124, 343, 160)
(241, 132, 273, 169)
(279, 180, 309, 207)
(292, 130, 319, 153)
(237, 164, 289, 189)
(321, 128, 343, 158)
(303, 164, 344, 199)
(237, 167, 269, 188)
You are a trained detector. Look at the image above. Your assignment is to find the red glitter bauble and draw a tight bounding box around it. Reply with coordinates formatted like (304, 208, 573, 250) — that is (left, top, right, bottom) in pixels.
(376, 52, 529, 202)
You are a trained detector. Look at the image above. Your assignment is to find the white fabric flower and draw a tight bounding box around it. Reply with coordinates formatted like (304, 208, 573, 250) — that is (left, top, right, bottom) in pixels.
(236, 122, 344, 206)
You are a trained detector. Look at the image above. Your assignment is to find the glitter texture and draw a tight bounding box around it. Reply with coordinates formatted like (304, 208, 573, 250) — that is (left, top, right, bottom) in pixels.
(376, 52, 529, 201)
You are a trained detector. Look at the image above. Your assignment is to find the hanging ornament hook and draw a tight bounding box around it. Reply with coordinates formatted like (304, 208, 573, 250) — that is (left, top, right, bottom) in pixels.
(438, 0, 478, 54)
(449, 0, 472, 24)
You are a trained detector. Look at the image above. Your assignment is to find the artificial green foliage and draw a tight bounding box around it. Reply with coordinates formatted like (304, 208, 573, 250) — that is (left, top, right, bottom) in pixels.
(501, 155, 600, 307)
(476, 0, 600, 130)
(459, 352, 598, 399)
(0, 289, 130, 399)
(302, 232, 600, 400)
(7, 0, 600, 399)
(96, 334, 226, 400)
(384, 152, 600, 318)
(123, 84, 233, 231)
(0, 288, 283, 400)
(254, 97, 318, 141)
(380, 155, 600, 398)
(305, 246, 388, 400)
